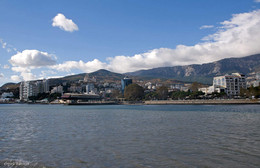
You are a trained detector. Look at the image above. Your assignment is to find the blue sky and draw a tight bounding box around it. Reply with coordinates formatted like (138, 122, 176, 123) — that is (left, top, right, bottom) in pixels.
(1, 0, 260, 86)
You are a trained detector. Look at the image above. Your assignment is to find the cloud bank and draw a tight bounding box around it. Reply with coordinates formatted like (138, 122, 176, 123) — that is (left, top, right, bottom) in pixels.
(9, 9, 260, 81)
(52, 59, 107, 73)
(50, 9, 260, 73)
(52, 13, 79, 32)
(9, 50, 57, 81)
(9, 50, 57, 68)
(11, 75, 21, 82)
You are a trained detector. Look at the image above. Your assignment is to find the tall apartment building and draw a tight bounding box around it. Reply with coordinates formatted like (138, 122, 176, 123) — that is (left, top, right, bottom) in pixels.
(20, 79, 49, 101)
(121, 77, 132, 94)
(213, 73, 246, 97)
(20, 81, 37, 101)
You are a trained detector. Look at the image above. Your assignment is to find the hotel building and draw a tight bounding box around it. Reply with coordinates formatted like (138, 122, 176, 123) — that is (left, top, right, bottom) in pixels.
(213, 73, 246, 97)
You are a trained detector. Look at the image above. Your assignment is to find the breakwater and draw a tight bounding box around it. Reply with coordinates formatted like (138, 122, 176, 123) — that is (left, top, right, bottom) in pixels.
(144, 99, 260, 105)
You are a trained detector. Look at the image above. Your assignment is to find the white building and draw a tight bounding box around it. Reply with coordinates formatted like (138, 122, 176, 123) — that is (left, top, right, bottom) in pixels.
(199, 85, 224, 95)
(247, 72, 260, 87)
(213, 73, 246, 97)
(68, 85, 82, 93)
(19, 79, 50, 101)
(20, 81, 37, 101)
(51, 85, 63, 94)
(86, 83, 97, 94)
(1, 92, 14, 99)
(145, 82, 153, 90)
(170, 84, 184, 90)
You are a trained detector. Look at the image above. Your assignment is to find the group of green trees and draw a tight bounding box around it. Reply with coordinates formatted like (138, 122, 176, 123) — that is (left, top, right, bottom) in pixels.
(28, 92, 61, 102)
(123, 83, 208, 101)
(240, 85, 260, 98)
(122, 82, 235, 101)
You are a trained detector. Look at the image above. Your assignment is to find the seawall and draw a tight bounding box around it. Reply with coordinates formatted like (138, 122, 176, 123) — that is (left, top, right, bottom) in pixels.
(144, 99, 260, 105)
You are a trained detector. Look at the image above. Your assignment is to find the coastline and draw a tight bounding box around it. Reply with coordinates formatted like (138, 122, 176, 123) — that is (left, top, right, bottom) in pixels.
(1, 99, 259, 105)
(144, 99, 260, 105)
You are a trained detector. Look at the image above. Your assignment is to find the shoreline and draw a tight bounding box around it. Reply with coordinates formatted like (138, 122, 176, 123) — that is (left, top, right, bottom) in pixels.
(144, 99, 260, 105)
(1, 99, 259, 105)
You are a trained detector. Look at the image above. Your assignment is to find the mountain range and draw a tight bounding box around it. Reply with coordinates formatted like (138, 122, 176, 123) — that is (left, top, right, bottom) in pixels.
(127, 54, 260, 84)
(1, 54, 260, 90)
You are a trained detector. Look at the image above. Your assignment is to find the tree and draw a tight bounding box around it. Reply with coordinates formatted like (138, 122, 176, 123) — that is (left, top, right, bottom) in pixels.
(240, 85, 260, 98)
(124, 84, 144, 101)
(171, 91, 190, 100)
(145, 91, 158, 100)
(28, 96, 37, 102)
(156, 86, 168, 100)
(48, 93, 61, 102)
(190, 91, 205, 99)
(240, 88, 248, 98)
(111, 89, 122, 99)
(190, 82, 200, 92)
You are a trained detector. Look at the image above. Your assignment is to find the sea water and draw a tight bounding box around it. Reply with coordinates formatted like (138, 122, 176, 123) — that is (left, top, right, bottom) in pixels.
(0, 104, 259, 167)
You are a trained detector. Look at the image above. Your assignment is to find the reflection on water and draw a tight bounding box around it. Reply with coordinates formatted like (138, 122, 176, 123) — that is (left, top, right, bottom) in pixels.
(0, 104, 259, 168)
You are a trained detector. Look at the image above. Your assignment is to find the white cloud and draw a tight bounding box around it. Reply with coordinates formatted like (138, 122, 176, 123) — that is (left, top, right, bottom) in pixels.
(11, 67, 30, 73)
(11, 75, 21, 82)
(9, 50, 56, 68)
(0, 38, 17, 53)
(2, 42, 7, 48)
(20, 72, 36, 81)
(255, 0, 260, 3)
(7, 9, 260, 82)
(52, 59, 107, 72)
(200, 25, 214, 29)
(40, 70, 57, 77)
(107, 9, 260, 72)
(0, 73, 4, 78)
(3, 65, 10, 69)
(52, 13, 79, 32)
(9, 50, 56, 82)
(11, 72, 36, 82)
(49, 10, 260, 73)
(46, 75, 65, 79)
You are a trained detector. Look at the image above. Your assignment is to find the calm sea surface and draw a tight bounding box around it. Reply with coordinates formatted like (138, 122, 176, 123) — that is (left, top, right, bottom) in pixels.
(0, 104, 259, 168)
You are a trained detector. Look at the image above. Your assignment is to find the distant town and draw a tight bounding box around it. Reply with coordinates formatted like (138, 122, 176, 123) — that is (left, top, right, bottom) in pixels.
(0, 70, 259, 105)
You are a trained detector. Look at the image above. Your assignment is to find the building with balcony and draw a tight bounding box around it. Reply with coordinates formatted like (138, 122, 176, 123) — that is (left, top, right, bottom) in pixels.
(19, 79, 50, 101)
(213, 73, 246, 97)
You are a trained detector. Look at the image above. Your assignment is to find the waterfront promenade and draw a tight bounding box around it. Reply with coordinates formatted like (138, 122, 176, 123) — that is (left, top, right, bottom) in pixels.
(144, 99, 260, 105)
(1, 99, 259, 105)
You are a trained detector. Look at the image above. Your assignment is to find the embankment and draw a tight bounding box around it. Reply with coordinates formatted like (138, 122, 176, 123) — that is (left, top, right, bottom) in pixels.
(144, 99, 260, 105)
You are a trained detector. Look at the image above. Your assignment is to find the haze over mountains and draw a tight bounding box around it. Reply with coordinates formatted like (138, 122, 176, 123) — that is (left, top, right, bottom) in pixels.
(1, 54, 260, 89)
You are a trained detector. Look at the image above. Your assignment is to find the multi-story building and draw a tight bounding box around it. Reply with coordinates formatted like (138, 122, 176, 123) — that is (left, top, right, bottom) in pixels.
(86, 83, 97, 94)
(121, 77, 132, 94)
(199, 85, 224, 95)
(20, 79, 50, 101)
(213, 73, 246, 97)
(247, 72, 260, 87)
(68, 85, 82, 93)
(1, 92, 14, 99)
(20, 81, 37, 101)
(51, 85, 63, 94)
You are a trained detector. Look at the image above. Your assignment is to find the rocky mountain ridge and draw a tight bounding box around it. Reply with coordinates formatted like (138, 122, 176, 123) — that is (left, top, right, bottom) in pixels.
(127, 54, 260, 84)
